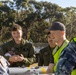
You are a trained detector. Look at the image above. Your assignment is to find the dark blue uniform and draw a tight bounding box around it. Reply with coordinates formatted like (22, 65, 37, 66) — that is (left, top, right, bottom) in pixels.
(55, 40, 76, 75)
(0, 56, 9, 75)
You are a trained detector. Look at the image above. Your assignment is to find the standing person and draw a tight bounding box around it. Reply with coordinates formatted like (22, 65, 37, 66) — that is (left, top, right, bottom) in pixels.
(0, 24, 36, 67)
(47, 22, 69, 73)
(55, 37, 76, 75)
(38, 32, 56, 73)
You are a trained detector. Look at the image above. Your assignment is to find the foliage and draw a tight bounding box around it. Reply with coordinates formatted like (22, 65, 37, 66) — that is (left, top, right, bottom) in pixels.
(0, 0, 76, 43)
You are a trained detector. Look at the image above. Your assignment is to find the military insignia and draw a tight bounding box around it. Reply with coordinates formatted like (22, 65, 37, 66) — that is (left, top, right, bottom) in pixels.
(11, 47, 15, 51)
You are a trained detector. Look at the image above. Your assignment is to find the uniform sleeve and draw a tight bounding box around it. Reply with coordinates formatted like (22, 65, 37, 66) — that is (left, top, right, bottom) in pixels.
(38, 50, 44, 66)
(55, 42, 76, 75)
(0, 43, 7, 55)
(0, 44, 11, 61)
(0, 46, 4, 55)
(23, 43, 36, 66)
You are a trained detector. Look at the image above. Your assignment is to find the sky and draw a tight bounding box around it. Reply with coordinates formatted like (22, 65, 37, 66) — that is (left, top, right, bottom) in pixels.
(36, 0, 76, 8)
(0, 0, 76, 8)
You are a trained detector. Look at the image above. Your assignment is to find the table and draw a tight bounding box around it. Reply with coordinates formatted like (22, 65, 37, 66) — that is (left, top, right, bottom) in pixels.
(9, 66, 54, 75)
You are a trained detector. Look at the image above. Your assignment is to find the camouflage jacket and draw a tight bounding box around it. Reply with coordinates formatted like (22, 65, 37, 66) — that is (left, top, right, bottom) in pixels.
(0, 39, 36, 67)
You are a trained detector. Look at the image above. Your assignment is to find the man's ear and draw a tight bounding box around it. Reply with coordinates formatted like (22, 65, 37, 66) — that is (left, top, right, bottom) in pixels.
(61, 31, 65, 36)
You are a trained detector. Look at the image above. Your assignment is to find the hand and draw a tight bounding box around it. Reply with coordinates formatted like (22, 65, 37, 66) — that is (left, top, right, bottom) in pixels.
(17, 54, 24, 62)
(9, 55, 20, 62)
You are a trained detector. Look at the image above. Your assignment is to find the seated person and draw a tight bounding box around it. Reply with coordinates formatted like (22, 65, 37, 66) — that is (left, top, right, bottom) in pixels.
(0, 24, 36, 67)
(38, 32, 56, 72)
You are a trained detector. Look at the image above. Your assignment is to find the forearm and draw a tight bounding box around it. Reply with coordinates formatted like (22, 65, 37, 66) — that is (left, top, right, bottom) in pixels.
(23, 55, 36, 65)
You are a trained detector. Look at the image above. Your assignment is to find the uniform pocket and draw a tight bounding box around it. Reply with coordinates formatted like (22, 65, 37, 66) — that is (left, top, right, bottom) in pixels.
(21, 50, 28, 57)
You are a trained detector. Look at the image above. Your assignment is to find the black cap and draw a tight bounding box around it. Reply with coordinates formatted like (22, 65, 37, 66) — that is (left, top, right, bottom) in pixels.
(49, 22, 66, 31)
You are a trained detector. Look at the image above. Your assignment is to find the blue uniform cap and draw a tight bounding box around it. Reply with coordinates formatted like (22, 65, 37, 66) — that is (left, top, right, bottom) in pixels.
(49, 22, 66, 31)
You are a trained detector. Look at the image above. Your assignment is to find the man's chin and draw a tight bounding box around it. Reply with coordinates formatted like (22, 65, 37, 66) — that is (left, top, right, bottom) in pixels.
(14, 38, 21, 41)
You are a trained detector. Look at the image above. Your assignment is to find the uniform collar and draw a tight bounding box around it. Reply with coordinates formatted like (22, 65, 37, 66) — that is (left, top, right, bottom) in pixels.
(12, 38, 26, 48)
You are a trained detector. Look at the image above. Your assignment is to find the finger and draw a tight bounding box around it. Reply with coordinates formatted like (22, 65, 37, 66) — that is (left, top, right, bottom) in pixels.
(21, 54, 24, 57)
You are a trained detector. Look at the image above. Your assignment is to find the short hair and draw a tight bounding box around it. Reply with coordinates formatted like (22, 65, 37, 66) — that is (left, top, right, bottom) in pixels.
(11, 24, 22, 31)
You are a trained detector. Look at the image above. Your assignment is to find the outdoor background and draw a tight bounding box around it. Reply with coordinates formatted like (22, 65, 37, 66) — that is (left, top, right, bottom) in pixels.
(0, 0, 76, 44)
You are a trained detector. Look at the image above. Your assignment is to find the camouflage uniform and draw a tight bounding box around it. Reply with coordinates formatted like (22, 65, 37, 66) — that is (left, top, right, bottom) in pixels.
(55, 39, 76, 75)
(38, 45, 54, 66)
(0, 39, 36, 67)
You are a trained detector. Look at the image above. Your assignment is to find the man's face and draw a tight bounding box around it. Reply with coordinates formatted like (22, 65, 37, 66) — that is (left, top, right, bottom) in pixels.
(47, 34, 56, 48)
(11, 29, 22, 41)
(50, 30, 62, 43)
